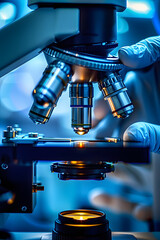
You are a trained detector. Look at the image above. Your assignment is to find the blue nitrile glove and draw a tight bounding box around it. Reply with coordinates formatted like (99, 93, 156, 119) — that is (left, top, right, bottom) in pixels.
(94, 36, 160, 151)
(90, 36, 160, 221)
(119, 36, 160, 69)
(120, 36, 160, 153)
(123, 122, 160, 153)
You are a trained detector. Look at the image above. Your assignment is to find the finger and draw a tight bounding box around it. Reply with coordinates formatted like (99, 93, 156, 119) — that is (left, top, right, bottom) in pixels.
(90, 191, 152, 221)
(133, 205, 152, 221)
(112, 163, 152, 191)
(119, 36, 160, 68)
(123, 122, 160, 153)
(89, 191, 137, 214)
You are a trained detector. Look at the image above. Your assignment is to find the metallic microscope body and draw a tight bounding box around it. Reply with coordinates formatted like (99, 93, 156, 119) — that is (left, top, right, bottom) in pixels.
(0, 0, 133, 136)
(0, 2, 152, 239)
(0, 0, 139, 215)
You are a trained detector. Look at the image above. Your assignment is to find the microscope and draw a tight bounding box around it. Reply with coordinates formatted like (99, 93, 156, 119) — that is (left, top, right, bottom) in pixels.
(0, 0, 151, 239)
(0, 0, 134, 136)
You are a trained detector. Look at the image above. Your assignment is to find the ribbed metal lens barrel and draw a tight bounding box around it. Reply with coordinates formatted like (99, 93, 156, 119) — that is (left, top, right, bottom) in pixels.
(52, 209, 111, 240)
(69, 83, 93, 135)
(99, 72, 134, 119)
(29, 61, 71, 124)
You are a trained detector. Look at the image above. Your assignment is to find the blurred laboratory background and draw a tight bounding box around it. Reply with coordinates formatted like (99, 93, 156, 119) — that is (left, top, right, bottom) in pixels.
(0, 0, 159, 233)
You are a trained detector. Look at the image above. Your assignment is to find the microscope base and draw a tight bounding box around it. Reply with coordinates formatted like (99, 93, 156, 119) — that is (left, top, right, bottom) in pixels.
(41, 233, 137, 240)
(10, 232, 158, 240)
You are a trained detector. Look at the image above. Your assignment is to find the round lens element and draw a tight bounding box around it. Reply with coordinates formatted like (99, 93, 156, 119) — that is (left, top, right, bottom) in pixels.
(52, 209, 111, 240)
(61, 210, 102, 221)
(51, 161, 114, 180)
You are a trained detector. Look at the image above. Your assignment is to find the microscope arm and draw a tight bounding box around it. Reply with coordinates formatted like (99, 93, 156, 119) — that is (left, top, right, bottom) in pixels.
(0, 7, 79, 77)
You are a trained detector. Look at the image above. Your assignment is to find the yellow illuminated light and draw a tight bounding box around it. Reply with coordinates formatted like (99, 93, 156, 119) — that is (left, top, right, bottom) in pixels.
(7, 194, 15, 205)
(66, 223, 101, 227)
(43, 102, 49, 108)
(76, 127, 87, 136)
(78, 141, 86, 148)
(107, 97, 122, 118)
(107, 97, 116, 113)
(44, 108, 53, 120)
(105, 137, 119, 143)
(74, 141, 88, 148)
(108, 138, 117, 143)
(70, 161, 85, 168)
(77, 131, 85, 136)
(70, 161, 84, 165)
(7, 198, 14, 205)
(70, 161, 79, 164)
(64, 212, 101, 221)
(79, 142, 84, 148)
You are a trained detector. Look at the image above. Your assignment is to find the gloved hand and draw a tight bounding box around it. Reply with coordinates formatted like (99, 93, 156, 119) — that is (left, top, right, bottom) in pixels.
(91, 36, 160, 221)
(120, 36, 160, 152)
(93, 36, 160, 142)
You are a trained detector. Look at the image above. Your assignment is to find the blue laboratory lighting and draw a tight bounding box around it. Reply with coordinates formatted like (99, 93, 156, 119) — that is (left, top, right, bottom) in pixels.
(0, 71, 34, 112)
(128, 2, 150, 13)
(0, 2, 16, 28)
(117, 17, 129, 34)
(122, 0, 155, 18)
(152, 0, 160, 35)
(0, 2, 16, 20)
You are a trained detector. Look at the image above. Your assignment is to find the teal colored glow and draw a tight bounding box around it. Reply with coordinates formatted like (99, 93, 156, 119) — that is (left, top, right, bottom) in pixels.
(0, 2, 16, 21)
(128, 2, 150, 13)
(117, 17, 129, 34)
(121, 0, 155, 18)
(152, 0, 160, 35)
(0, 71, 34, 112)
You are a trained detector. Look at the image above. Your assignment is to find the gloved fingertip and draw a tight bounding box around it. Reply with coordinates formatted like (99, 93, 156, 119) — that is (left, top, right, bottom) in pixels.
(119, 43, 153, 68)
(119, 48, 133, 67)
(123, 123, 146, 142)
(133, 205, 152, 221)
(118, 46, 143, 68)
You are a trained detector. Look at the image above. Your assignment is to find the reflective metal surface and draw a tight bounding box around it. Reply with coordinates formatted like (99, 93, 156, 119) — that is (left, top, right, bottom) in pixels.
(51, 161, 114, 180)
(44, 47, 124, 71)
(99, 72, 134, 119)
(28, 0, 126, 12)
(29, 61, 71, 124)
(70, 83, 93, 135)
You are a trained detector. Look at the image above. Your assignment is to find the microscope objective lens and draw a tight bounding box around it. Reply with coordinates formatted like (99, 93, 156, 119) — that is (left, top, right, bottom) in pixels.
(29, 61, 71, 124)
(99, 72, 134, 119)
(69, 83, 93, 135)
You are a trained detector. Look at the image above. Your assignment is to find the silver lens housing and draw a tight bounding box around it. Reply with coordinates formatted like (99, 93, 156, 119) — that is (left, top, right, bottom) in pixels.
(99, 72, 134, 118)
(70, 83, 93, 135)
(29, 61, 71, 124)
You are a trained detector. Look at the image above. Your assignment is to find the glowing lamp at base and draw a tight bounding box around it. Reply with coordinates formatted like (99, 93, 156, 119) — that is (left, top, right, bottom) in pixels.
(52, 210, 111, 240)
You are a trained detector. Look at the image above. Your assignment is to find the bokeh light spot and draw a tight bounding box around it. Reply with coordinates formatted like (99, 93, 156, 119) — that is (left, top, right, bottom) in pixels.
(117, 17, 129, 34)
(0, 71, 35, 112)
(0, 2, 16, 21)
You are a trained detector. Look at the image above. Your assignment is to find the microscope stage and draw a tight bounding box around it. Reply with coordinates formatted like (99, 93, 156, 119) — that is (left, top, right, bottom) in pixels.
(1, 135, 150, 164)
